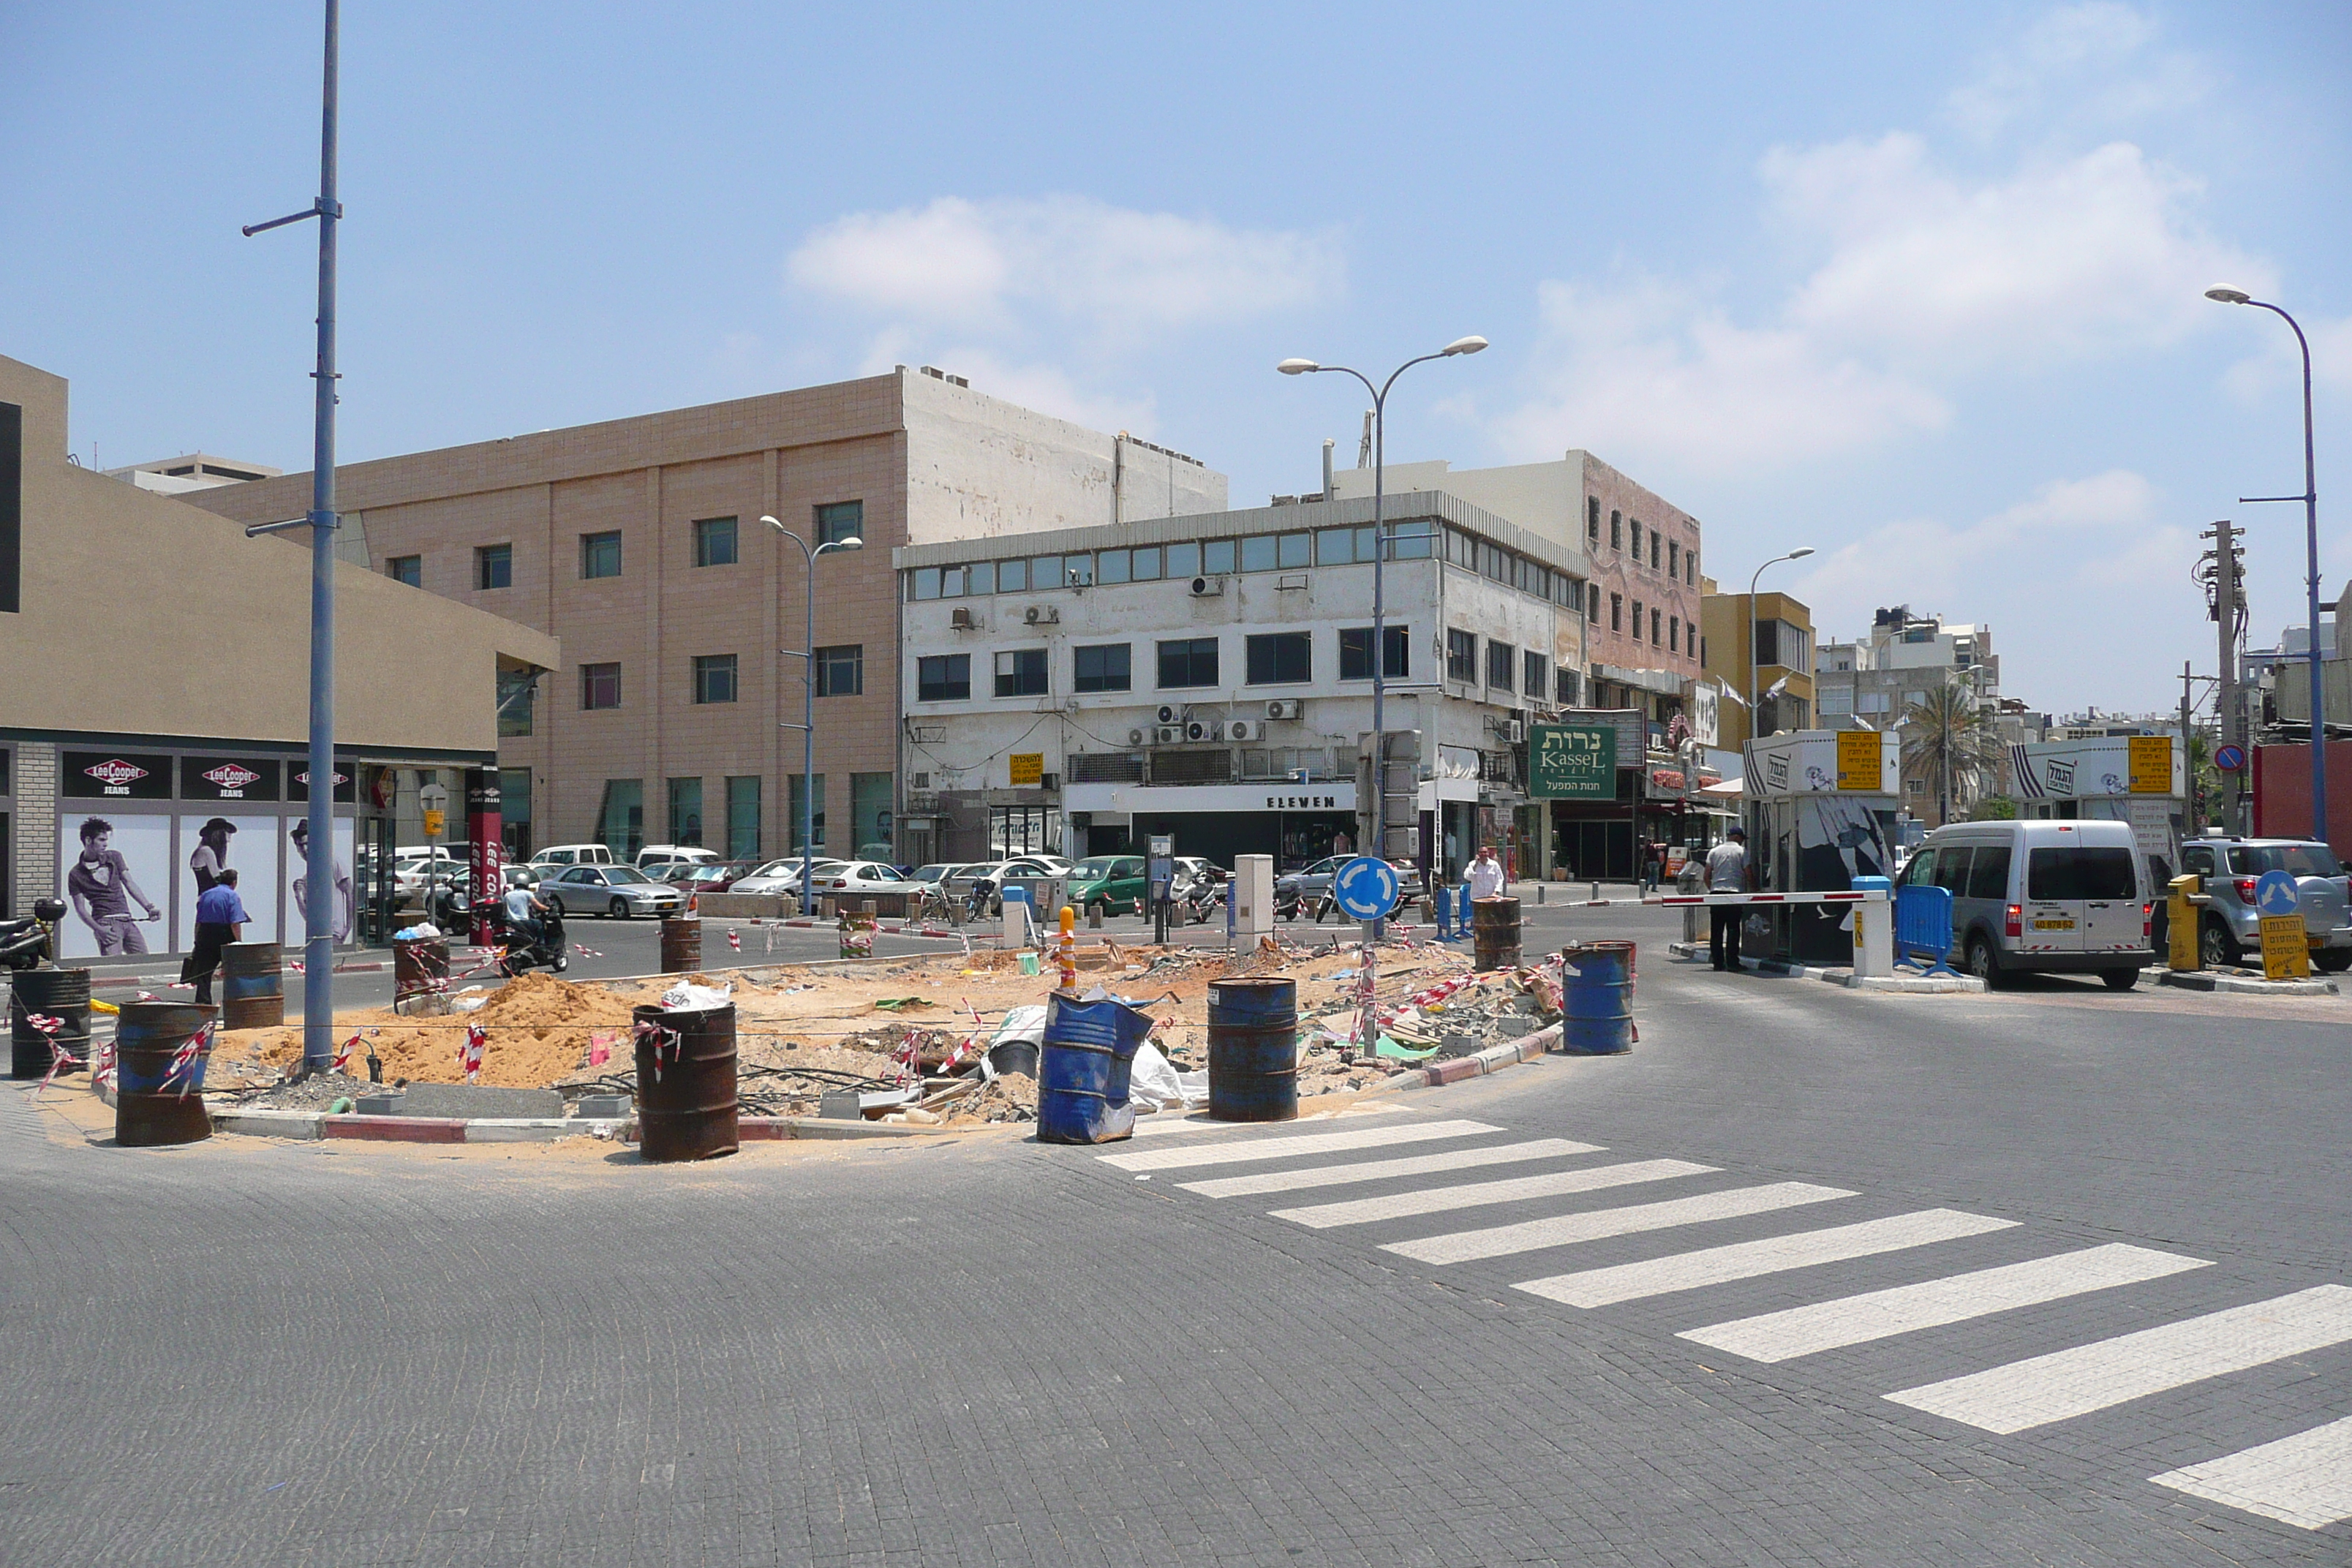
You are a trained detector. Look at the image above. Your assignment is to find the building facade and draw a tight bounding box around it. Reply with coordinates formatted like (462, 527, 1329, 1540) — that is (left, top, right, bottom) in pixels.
(190, 367, 1224, 866)
(1700, 581, 1815, 748)
(1813, 606, 2004, 822)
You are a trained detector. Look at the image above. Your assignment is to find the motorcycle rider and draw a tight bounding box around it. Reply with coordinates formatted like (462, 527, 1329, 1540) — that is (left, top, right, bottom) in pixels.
(502, 878, 552, 957)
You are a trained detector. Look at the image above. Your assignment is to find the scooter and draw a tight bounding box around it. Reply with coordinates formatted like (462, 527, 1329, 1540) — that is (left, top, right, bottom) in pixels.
(1180, 879, 1226, 924)
(0, 899, 67, 972)
(474, 898, 570, 978)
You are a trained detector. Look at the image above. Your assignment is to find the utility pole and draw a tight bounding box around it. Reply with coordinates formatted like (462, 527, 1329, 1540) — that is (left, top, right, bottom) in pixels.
(2204, 521, 2244, 833)
(2181, 661, 2198, 834)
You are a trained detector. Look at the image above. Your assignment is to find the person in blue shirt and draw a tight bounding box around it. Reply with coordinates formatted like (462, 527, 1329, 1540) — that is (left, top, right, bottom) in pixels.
(181, 867, 251, 1006)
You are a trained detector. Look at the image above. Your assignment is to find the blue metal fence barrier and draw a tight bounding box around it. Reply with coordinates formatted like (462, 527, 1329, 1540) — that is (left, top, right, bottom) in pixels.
(1893, 884, 1957, 975)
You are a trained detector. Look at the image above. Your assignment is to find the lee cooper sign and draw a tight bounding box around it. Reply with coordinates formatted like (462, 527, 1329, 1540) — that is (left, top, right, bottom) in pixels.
(61, 751, 173, 799)
(1530, 723, 1617, 800)
(181, 756, 282, 802)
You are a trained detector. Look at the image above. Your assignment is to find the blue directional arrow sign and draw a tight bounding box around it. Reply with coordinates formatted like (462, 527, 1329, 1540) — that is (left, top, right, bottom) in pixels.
(1331, 856, 1401, 921)
(2254, 869, 2302, 917)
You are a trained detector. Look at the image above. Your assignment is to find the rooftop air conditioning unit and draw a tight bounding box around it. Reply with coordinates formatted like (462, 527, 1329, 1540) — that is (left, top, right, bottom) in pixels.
(1128, 728, 1147, 746)
(1504, 718, 1526, 744)
(1155, 725, 1186, 745)
(1226, 718, 1260, 742)
(1157, 704, 1180, 725)
(1189, 576, 1224, 597)
(1024, 604, 1059, 625)
(1264, 699, 1301, 721)
(1186, 719, 1218, 742)
(949, 606, 978, 630)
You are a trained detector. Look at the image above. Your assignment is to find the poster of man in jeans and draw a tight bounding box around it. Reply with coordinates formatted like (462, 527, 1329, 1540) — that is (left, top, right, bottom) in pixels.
(60, 815, 168, 957)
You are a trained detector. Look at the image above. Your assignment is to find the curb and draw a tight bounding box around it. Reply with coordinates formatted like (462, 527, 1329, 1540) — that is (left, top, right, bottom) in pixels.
(1662, 941, 1985, 992)
(2156, 969, 2340, 997)
(88, 960, 393, 994)
(1380, 1023, 1561, 1092)
(202, 1106, 981, 1144)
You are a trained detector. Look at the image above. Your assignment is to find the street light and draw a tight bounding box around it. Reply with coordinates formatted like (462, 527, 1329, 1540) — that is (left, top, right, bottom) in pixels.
(1276, 336, 1487, 927)
(761, 516, 862, 916)
(2206, 285, 2326, 841)
(1747, 548, 1815, 744)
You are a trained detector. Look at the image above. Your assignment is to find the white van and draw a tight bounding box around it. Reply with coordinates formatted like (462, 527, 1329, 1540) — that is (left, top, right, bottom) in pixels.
(636, 844, 720, 871)
(1896, 819, 2151, 990)
(529, 843, 617, 869)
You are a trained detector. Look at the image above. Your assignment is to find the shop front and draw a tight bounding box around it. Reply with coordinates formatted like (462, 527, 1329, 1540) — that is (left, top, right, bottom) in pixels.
(1064, 781, 1357, 872)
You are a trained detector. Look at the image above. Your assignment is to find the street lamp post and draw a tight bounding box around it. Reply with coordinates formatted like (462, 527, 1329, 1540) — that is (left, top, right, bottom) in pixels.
(2207, 287, 2326, 842)
(761, 516, 862, 916)
(1746, 549, 1815, 746)
(1278, 336, 1486, 927)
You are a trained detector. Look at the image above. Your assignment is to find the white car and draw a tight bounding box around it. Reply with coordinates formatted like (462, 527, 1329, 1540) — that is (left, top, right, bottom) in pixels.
(530, 843, 617, 869)
(949, 857, 1066, 915)
(392, 851, 469, 896)
(808, 861, 910, 897)
(730, 858, 847, 897)
(636, 844, 719, 871)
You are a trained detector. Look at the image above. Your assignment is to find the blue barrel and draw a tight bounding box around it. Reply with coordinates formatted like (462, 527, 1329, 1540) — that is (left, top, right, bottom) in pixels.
(116, 1000, 217, 1147)
(1207, 978, 1297, 1122)
(1037, 992, 1153, 1145)
(222, 941, 284, 1030)
(1559, 941, 1635, 1055)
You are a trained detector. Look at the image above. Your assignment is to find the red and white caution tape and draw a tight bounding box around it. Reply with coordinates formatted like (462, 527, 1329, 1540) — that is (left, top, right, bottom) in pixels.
(632, 1018, 679, 1082)
(726, 929, 742, 952)
(332, 1032, 360, 1074)
(27, 1015, 71, 1095)
(460, 1022, 486, 1082)
(170, 1022, 212, 1098)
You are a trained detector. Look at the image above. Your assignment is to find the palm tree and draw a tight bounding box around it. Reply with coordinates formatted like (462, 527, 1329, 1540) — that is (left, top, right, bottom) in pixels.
(1900, 679, 2005, 825)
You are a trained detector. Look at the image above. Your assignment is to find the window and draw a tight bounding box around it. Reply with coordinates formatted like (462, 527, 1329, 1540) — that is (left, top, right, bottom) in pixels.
(581, 530, 622, 579)
(815, 500, 863, 546)
(1064, 554, 1093, 587)
(1202, 538, 1237, 574)
(998, 557, 1028, 592)
(692, 654, 738, 704)
(1651, 533, 1662, 570)
(2231, 843, 2346, 877)
(1278, 531, 1311, 568)
(1629, 519, 1643, 560)
(1686, 551, 1696, 585)
(1610, 510, 1621, 550)
(1339, 626, 1409, 680)
(968, 559, 995, 595)
(1856, 690, 1893, 715)
(1632, 599, 1643, 639)
(816, 644, 864, 697)
(1389, 519, 1436, 559)
(1157, 638, 1218, 688)
(388, 554, 421, 587)
(1316, 527, 1357, 565)
(917, 654, 970, 701)
(1669, 615, 1681, 653)
(1028, 555, 1060, 592)
(788, 773, 824, 850)
(995, 648, 1048, 697)
(910, 568, 940, 600)
(596, 779, 644, 858)
(1241, 534, 1277, 572)
(668, 777, 704, 846)
(1072, 643, 1132, 693)
(1818, 684, 1853, 715)
(1667, 541, 1678, 579)
(1555, 667, 1580, 706)
(1165, 541, 1201, 578)
(1131, 546, 1161, 581)
(726, 776, 761, 860)
(1587, 582, 1600, 620)
(693, 516, 737, 568)
(940, 565, 966, 596)
(1932, 846, 1973, 894)
(1651, 608, 1662, 646)
(1966, 845, 2011, 900)
(2027, 846, 2137, 901)
(1525, 649, 1548, 697)
(1610, 593, 1623, 632)
(1098, 549, 1131, 584)
(476, 543, 512, 590)
(1245, 632, 1311, 685)
(581, 662, 622, 710)
(851, 772, 893, 857)
(1587, 497, 1601, 546)
(1486, 640, 1515, 690)
(1446, 628, 1477, 682)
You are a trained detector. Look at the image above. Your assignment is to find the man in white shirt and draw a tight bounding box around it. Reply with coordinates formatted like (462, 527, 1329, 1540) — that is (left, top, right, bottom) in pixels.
(1466, 845, 1507, 902)
(1705, 828, 1749, 972)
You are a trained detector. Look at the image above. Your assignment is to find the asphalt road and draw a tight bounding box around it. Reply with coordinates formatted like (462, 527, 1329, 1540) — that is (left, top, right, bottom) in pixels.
(7, 902, 2348, 1565)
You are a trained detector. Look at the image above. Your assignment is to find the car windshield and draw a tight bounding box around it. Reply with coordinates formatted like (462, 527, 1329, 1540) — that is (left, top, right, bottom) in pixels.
(604, 867, 654, 885)
(2234, 843, 2346, 878)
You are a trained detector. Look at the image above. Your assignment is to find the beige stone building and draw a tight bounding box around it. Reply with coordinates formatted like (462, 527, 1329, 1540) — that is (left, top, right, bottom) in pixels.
(0, 353, 558, 950)
(190, 368, 1224, 866)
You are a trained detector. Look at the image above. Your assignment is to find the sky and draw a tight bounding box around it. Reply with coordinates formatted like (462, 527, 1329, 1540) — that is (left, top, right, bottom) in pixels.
(5, 1, 2348, 717)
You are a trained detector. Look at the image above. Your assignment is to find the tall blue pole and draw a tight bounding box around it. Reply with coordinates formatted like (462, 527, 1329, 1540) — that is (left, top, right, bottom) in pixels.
(304, 1, 341, 1071)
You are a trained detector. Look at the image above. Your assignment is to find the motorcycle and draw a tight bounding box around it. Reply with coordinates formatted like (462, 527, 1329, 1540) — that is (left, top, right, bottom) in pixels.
(474, 897, 570, 978)
(1178, 878, 1226, 925)
(0, 899, 68, 972)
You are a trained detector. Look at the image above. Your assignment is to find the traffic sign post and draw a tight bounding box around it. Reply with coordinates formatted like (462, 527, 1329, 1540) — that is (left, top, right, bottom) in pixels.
(2214, 743, 2247, 773)
(419, 783, 451, 925)
(2253, 869, 2310, 979)
(1148, 833, 1175, 945)
(1330, 856, 1401, 922)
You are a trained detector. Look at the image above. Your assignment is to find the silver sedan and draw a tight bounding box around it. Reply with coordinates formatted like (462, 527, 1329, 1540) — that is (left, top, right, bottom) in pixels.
(536, 864, 689, 920)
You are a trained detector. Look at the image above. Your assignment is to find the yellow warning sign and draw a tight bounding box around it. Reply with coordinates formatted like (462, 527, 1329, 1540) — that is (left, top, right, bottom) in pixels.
(2261, 913, 2311, 981)
(2128, 735, 2174, 794)
(422, 808, 446, 840)
(1836, 730, 1882, 791)
(1009, 753, 1044, 788)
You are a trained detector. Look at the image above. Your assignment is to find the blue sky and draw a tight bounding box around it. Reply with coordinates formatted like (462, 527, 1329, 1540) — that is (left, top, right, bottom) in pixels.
(6, 2, 2346, 715)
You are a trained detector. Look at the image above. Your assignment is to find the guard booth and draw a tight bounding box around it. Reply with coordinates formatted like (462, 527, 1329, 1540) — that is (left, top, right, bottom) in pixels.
(2008, 736, 2185, 886)
(1740, 729, 1901, 965)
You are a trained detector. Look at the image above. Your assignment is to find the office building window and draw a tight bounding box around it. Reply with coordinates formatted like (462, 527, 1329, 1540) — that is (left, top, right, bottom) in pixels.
(917, 654, 970, 701)
(667, 777, 704, 846)
(726, 775, 761, 859)
(497, 667, 536, 736)
(1245, 632, 1311, 685)
(1667, 541, 1678, 578)
(1072, 643, 1131, 693)
(1610, 510, 1621, 550)
(1587, 582, 1601, 620)
(1524, 649, 1547, 697)
(1629, 519, 1643, 561)
(693, 516, 737, 568)
(692, 654, 737, 704)
(816, 500, 863, 546)
(1556, 667, 1580, 706)
(581, 530, 622, 579)
(1632, 599, 1643, 638)
(1651, 608, 1662, 645)
(1165, 540, 1200, 578)
(595, 779, 644, 858)
(1610, 593, 1623, 632)
(995, 648, 1048, 697)
(1486, 640, 1515, 691)
(581, 662, 621, 710)
(1156, 638, 1218, 688)
(1669, 616, 1680, 653)
(816, 644, 864, 697)
(388, 554, 421, 587)
(475, 543, 512, 590)
(1339, 626, 1409, 680)
(1651, 534, 1662, 570)
(1586, 497, 1601, 546)
(1686, 551, 1696, 585)
(1447, 628, 1478, 682)
(788, 773, 824, 849)
(1097, 549, 1131, 584)
(851, 772, 893, 858)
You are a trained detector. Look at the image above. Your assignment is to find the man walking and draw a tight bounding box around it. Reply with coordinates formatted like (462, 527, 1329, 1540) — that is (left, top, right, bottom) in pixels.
(1706, 827, 1749, 973)
(181, 867, 249, 1006)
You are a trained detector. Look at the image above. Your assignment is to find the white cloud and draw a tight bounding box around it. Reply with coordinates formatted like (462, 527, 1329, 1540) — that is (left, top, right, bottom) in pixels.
(1945, 1, 2212, 141)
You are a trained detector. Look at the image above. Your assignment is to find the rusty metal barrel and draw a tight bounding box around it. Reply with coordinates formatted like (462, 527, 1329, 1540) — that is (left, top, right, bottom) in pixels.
(220, 941, 285, 1030)
(659, 916, 701, 973)
(115, 1000, 216, 1146)
(1036, 992, 1152, 1144)
(1207, 977, 1298, 1123)
(631, 1001, 739, 1161)
(393, 935, 448, 1012)
(1471, 896, 1522, 971)
(12, 967, 91, 1079)
(1560, 941, 1635, 1055)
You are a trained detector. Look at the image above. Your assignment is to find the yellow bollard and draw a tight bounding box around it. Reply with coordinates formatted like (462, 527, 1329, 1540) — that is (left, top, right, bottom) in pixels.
(1057, 905, 1079, 992)
(2167, 874, 2201, 972)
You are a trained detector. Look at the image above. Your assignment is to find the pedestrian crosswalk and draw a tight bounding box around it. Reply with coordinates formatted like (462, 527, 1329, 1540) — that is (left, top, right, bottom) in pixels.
(1103, 1107, 2352, 1534)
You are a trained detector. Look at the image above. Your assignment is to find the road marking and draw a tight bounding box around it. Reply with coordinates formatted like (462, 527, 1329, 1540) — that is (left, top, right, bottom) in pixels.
(1269, 1158, 1714, 1229)
(1513, 1210, 2019, 1308)
(2151, 1415, 2352, 1530)
(1681, 1243, 2211, 1363)
(1131, 1102, 1403, 1137)
(1096, 1118, 1499, 1172)
(1180, 1138, 1603, 1199)
(1887, 1284, 2352, 1434)
(1382, 1182, 1855, 1265)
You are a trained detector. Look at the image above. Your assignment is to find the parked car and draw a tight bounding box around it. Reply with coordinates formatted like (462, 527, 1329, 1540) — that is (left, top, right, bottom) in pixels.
(1897, 819, 2152, 990)
(808, 861, 911, 897)
(1274, 855, 1346, 913)
(529, 843, 617, 869)
(500, 864, 541, 891)
(535, 863, 688, 920)
(906, 863, 976, 900)
(730, 858, 848, 897)
(392, 851, 470, 897)
(660, 860, 755, 894)
(636, 844, 720, 872)
(2177, 833, 2352, 971)
(1067, 855, 1147, 916)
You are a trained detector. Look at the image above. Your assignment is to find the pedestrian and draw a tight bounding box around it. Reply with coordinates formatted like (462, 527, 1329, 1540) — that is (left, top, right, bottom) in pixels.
(181, 867, 249, 1006)
(1649, 839, 1670, 892)
(1706, 827, 1749, 973)
(67, 817, 163, 956)
(1466, 843, 1507, 902)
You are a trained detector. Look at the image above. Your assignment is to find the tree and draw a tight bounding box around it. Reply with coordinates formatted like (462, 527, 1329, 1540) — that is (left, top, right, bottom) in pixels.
(1900, 679, 2006, 826)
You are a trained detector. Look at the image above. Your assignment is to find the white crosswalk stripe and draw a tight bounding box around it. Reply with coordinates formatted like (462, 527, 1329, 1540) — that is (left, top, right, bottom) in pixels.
(1888, 1284, 2352, 1434)
(1681, 1243, 2211, 1363)
(1130, 1102, 1404, 1137)
(1096, 1117, 1499, 1172)
(2151, 1414, 2352, 1530)
(1268, 1158, 1713, 1229)
(1383, 1182, 1855, 1265)
(1180, 1137, 1603, 1199)
(1514, 1209, 2018, 1308)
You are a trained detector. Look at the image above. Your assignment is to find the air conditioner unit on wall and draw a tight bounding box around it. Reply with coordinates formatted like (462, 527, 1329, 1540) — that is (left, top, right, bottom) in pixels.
(1156, 725, 1186, 745)
(1186, 720, 1218, 742)
(1157, 704, 1180, 725)
(949, 606, 978, 630)
(1264, 699, 1300, 721)
(1128, 728, 1147, 746)
(1189, 576, 1224, 597)
(1226, 718, 1260, 742)
(1505, 718, 1526, 743)
(1024, 604, 1059, 625)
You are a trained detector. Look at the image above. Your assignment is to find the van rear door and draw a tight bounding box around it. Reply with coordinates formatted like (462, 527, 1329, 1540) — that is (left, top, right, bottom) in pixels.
(2024, 841, 2140, 954)
(2022, 843, 2089, 954)
(2075, 846, 2143, 954)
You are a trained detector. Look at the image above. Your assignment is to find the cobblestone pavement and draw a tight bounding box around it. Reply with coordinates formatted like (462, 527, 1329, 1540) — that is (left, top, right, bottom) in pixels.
(2, 905, 2345, 1565)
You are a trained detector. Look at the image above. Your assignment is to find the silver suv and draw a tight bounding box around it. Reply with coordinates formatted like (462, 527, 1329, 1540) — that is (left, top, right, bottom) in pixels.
(2178, 834, 2352, 972)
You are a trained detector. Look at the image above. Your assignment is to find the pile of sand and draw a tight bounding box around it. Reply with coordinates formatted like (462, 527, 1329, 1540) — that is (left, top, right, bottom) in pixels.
(236, 971, 644, 1089)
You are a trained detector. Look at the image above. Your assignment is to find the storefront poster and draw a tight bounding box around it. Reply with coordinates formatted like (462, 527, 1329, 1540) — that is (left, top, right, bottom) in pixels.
(284, 817, 355, 945)
(56, 813, 170, 958)
(1531, 722, 1616, 799)
(179, 814, 279, 946)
